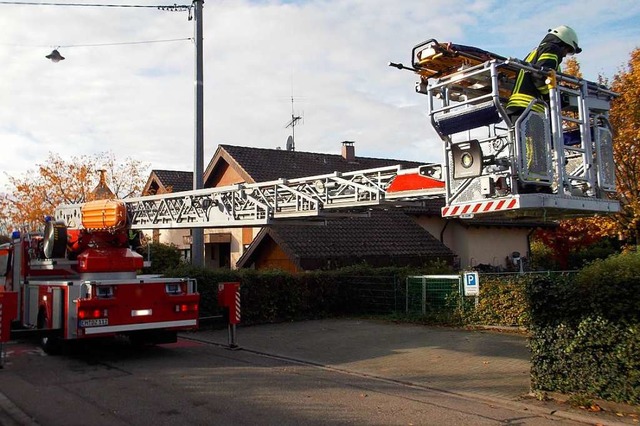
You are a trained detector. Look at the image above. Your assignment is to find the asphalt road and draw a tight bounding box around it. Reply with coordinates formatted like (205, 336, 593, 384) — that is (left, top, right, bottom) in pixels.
(0, 319, 630, 425)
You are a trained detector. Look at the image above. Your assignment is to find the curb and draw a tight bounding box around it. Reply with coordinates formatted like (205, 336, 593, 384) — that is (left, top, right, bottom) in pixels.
(0, 392, 38, 426)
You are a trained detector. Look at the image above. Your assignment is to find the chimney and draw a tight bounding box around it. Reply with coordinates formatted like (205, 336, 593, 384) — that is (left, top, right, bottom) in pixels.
(341, 141, 355, 162)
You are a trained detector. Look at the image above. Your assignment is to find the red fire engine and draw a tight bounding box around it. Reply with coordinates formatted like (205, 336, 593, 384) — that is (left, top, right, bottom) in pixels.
(0, 199, 199, 354)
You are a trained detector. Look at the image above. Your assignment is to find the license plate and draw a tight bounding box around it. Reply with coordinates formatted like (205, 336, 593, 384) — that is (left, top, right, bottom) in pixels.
(79, 318, 108, 327)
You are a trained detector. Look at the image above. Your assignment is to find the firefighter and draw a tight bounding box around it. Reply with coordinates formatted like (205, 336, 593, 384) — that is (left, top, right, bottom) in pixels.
(128, 229, 143, 252)
(506, 25, 582, 119)
(506, 25, 581, 192)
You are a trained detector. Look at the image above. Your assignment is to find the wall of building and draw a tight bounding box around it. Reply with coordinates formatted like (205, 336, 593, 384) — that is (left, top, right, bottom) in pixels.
(203, 226, 260, 269)
(204, 163, 261, 269)
(451, 226, 530, 270)
(414, 216, 452, 244)
(207, 161, 244, 187)
(412, 215, 530, 271)
(142, 229, 189, 249)
(253, 237, 297, 272)
(143, 226, 258, 269)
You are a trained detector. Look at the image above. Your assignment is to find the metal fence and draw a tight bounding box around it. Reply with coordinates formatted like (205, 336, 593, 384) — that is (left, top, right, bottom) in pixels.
(341, 271, 575, 318)
(405, 275, 462, 315)
(341, 275, 402, 315)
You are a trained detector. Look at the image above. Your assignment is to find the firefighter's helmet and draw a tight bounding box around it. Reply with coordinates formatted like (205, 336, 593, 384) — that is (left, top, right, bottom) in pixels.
(548, 25, 582, 54)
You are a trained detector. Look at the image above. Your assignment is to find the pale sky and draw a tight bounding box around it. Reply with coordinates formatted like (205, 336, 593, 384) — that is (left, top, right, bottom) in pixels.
(1, 0, 639, 191)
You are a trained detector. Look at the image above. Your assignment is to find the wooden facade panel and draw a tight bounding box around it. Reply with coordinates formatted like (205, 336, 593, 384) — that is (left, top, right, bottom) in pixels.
(254, 237, 298, 273)
(242, 227, 253, 246)
(210, 161, 244, 187)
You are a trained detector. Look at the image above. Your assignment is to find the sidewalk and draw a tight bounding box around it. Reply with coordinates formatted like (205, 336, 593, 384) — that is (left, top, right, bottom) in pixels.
(194, 318, 531, 401)
(191, 318, 635, 425)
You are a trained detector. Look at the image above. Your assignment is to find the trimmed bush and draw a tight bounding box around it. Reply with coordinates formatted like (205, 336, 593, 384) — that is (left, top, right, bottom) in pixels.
(163, 262, 451, 324)
(141, 243, 183, 274)
(528, 251, 640, 404)
(466, 275, 531, 327)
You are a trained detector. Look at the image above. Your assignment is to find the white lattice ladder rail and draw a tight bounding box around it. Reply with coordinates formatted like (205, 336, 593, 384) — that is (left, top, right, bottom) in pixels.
(54, 165, 446, 230)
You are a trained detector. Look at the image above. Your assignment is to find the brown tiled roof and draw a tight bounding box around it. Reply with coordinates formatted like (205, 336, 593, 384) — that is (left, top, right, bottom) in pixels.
(217, 144, 425, 182)
(237, 209, 455, 270)
(152, 170, 193, 193)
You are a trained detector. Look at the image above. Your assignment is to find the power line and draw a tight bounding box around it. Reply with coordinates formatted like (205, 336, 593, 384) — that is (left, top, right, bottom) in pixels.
(0, 37, 193, 48)
(0, 1, 190, 8)
(60, 37, 193, 48)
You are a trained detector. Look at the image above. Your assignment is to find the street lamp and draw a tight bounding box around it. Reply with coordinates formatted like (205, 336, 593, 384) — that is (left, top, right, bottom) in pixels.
(41, 1, 206, 267)
(46, 49, 65, 62)
(191, 0, 205, 268)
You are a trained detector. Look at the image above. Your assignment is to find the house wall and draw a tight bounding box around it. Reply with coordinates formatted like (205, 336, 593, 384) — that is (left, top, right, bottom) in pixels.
(208, 161, 244, 187)
(143, 226, 259, 269)
(142, 229, 189, 249)
(204, 163, 261, 269)
(414, 216, 453, 243)
(450, 226, 530, 270)
(203, 226, 260, 269)
(413, 216, 530, 270)
(141, 229, 191, 262)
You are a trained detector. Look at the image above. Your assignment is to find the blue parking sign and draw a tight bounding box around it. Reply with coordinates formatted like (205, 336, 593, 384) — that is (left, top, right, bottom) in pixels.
(463, 272, 480, 296)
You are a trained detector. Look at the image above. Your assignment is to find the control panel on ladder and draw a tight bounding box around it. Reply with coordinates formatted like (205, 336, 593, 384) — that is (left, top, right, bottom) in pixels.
(392, 39, 620, 220)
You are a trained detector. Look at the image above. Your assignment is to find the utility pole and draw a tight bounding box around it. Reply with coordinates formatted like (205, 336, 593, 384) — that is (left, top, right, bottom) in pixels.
(191, 0, 204, 267)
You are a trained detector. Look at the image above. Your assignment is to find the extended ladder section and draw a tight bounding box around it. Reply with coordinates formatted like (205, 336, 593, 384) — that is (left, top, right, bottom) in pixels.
(54, 40, 619, 228)
(409, 39, 619, 219)
(55, 165, 445, 229)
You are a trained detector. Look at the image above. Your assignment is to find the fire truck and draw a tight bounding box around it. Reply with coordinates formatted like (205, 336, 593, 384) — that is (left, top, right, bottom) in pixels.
(0, 199, 200, 355)
(0, 39, 620, 355)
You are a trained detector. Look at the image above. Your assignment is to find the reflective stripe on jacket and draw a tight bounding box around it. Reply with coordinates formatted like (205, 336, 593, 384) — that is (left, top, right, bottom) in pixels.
(507, 40, 563, 113)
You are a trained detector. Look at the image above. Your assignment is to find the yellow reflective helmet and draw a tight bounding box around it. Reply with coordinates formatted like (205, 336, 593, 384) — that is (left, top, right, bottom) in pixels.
(548, 25, 582, 54)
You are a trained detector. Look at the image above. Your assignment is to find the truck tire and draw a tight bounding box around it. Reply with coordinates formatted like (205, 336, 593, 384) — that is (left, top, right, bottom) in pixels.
(37, 308, 63, 355)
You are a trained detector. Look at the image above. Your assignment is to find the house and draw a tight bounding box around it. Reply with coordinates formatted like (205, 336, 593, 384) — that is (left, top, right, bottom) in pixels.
(141, 170, 194, 260)
(142, 143, 547, 271)
(236, 209, 456, 272)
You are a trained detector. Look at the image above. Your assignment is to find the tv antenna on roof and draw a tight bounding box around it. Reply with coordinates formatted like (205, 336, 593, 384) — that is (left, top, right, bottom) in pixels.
(285, 95, 302, 151)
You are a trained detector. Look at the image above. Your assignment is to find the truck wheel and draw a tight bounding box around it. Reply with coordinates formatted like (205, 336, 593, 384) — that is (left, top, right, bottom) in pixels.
(37, 308, 63, 355)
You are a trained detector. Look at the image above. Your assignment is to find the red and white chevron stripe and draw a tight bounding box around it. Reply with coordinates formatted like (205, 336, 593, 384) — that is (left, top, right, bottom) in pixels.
(442, 197, 519, 218)
(234, 292, 241, 324)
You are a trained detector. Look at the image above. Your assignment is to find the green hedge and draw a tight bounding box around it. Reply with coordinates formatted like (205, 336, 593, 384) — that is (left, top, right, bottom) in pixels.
(528, 251, 640, 404)
(140, 242, 184, 274)
(164, 263, 451, 323)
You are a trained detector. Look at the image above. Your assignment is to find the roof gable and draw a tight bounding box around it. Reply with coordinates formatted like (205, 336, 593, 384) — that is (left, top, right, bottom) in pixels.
(205, 144, 425, 185)
(143, 170, 193, 195)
